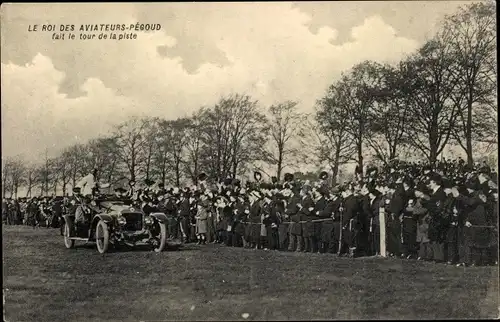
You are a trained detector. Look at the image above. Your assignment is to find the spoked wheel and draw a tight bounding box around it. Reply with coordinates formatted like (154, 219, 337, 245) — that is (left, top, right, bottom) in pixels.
(64, 221, 75, 249)
(151, 221, 167, 253)
(95, 220, 110, 254)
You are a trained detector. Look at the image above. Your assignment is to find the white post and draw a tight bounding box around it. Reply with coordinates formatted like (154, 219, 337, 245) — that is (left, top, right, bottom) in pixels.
(379, 206, 387, 257)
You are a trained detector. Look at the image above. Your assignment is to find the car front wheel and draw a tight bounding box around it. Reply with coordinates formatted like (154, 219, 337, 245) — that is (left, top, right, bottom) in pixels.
(64, 220, 75, 249)
(95, 220, 110, 254)
(152, 221, 167, 253)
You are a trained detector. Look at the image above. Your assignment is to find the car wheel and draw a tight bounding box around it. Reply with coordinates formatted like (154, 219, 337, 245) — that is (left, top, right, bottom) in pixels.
(64, 220, 75, 249)
(95, 220, 110, 254)
(153, 221, 167, 253)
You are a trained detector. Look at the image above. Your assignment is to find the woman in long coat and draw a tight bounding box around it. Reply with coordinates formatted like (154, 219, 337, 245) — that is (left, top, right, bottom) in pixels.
(249, 195, 262, 249)
(410, 188, 431, 260)
(195, 199, 209, 244)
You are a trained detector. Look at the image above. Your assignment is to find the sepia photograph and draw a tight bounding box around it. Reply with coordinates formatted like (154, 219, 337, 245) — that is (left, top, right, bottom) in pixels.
(1, 1, 498, 321)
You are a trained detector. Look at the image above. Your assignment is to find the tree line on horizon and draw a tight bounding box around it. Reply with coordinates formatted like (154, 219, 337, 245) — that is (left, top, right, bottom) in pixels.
(2, 2, 497, 198)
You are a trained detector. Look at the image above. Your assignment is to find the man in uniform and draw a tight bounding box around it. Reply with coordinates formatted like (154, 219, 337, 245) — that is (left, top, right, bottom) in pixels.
(340, 186, 360, 257)
(387, 177, 410, 257)
(364, 187, 384, 256)
(299, 184, 315, 252)
(178, 190, 192, 243)
(287, 184, 302, 252)
(424, 173, 447, 263)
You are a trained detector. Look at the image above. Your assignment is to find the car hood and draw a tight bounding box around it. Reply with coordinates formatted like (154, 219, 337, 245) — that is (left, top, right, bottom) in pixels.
(100, 201, 138, 214)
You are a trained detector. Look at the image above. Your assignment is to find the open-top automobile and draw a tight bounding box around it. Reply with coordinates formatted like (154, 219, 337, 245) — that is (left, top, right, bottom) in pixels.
(62, 194, 170, 254)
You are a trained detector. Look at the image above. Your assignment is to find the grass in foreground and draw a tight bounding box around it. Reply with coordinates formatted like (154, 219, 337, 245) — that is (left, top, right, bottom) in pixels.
(3, 226, 499, 321)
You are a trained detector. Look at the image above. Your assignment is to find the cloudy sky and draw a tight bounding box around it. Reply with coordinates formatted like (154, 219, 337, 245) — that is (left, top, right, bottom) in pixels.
(1, 1, 477, 163)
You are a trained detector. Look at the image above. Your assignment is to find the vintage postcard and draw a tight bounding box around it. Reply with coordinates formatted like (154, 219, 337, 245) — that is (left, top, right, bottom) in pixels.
(1, 1, 498, 321)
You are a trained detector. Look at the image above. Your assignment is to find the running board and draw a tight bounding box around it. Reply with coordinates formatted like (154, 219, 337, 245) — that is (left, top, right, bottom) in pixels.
(68, 237, 89, 241)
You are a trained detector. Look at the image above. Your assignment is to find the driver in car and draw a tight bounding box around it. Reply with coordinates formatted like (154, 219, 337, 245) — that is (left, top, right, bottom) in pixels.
(74, 168, 109, 225)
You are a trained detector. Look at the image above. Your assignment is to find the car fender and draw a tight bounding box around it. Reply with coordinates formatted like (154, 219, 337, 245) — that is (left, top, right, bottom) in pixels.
(150, 212, 168, 223)
(93, 214, 114, 224)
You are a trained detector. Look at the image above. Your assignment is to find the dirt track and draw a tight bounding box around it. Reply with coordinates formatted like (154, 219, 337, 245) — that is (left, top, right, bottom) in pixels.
(3, 225, 499, 321)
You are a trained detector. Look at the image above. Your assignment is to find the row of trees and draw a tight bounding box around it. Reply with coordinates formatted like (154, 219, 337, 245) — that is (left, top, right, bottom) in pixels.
(1, 2, 497, 198)
(314, 2, 497, 181)
(1, 95, 307, 197)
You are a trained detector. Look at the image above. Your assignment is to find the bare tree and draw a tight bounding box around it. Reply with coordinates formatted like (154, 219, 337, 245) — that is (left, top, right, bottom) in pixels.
(267, 101, 306, 181)
(314, 87, 356, 185)
(199, 94, 269, 181)
(367, 63, 411, 164)
(183, 110, 205, 184)
(114, 117, 149, 183)
(54, 154, 72, 196)
(158, 118, 191, 187)
(403, 39, 461, 165)
(441, 2, 497, 166)
(138, 118, 161, 182)
(331, 61, 383, 175)
(24, 164, 38, 198)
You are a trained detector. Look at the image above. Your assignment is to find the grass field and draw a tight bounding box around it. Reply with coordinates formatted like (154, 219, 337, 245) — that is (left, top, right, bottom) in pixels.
(3, 225, 499, 321)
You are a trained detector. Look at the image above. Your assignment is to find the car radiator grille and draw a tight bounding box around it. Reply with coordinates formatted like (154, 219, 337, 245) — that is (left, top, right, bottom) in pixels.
(122, 212, 143, 231)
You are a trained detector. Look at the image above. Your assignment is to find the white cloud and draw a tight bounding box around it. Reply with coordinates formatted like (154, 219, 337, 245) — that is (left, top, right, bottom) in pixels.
(1, 3, 420, 162)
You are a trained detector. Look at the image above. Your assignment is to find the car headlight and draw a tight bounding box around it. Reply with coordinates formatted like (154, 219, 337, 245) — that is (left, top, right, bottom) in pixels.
(117, 216, 127, 225)
(144, 216, 154, 225)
